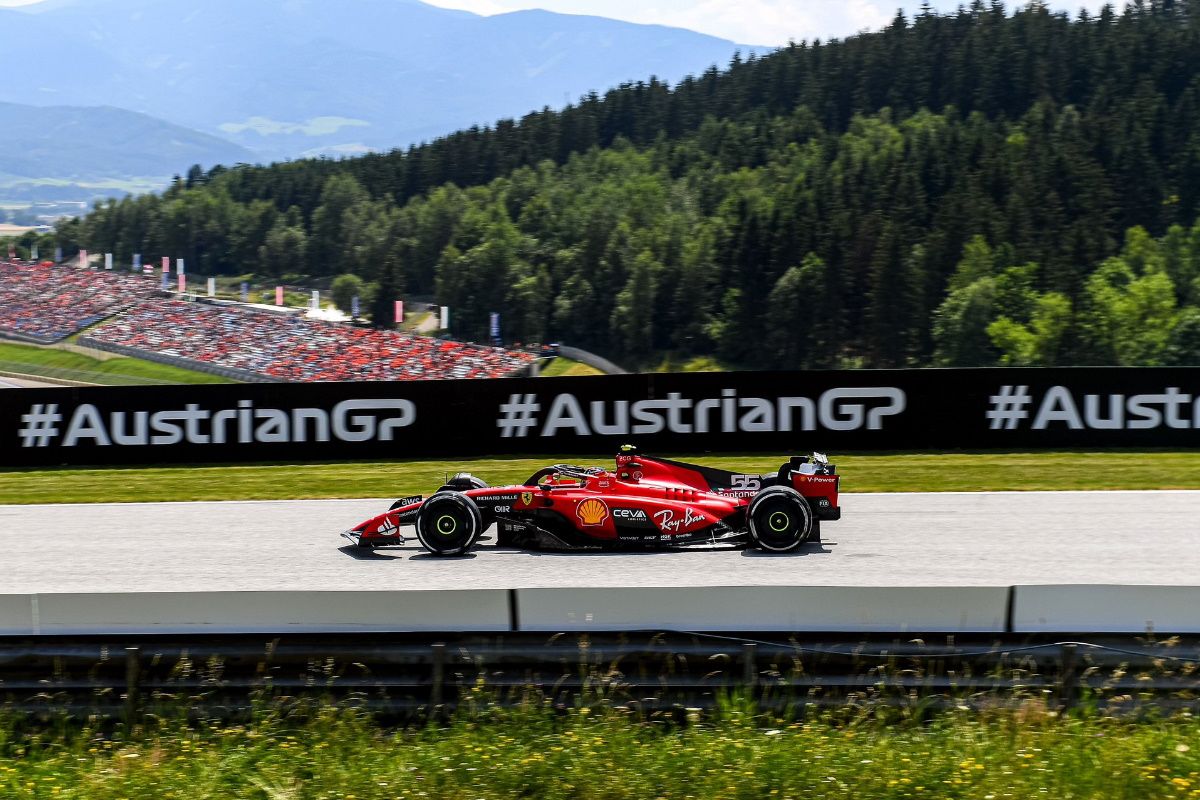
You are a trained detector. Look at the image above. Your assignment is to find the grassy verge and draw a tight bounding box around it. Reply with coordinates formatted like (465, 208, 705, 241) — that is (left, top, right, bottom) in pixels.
(1, 451, 1197, 505)
(1, 702, 1198, 799)
(653, 354, 731, 372)
(0, 342, 230, 386)
(539, 356, 605, 377)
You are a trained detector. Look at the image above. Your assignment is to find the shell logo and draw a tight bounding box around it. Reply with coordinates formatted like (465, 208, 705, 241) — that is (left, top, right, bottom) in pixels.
(576, 498, 610, 526)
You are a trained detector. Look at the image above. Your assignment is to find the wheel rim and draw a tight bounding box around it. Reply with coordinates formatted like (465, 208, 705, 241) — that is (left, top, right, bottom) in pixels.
(754, 497, 806, 548)
(420, 497, 479, 554)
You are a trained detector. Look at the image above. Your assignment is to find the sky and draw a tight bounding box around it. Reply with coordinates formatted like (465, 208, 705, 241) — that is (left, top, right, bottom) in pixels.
(0, 0, 1128, 47)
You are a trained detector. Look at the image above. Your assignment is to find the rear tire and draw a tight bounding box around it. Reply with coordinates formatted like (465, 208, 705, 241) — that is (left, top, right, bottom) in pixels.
(747, 486, 813, 552)
(415, 492, 483, 556)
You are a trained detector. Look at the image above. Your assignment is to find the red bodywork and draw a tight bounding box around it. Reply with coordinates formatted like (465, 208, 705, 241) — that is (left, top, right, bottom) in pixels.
(344, 452, 840, 551)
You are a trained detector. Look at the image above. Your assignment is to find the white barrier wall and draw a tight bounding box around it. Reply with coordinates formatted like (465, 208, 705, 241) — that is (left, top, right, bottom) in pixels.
(4, 585, 1200, 635)
(3, 590, 511, 635)
(0, 595, 33, 636)
(515, 586, 1011, 633)
(1012, 585, 1200, 633)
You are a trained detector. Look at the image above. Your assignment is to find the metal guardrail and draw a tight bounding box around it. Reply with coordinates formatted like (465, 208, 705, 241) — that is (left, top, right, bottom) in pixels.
(557, 345, 628, 375)
(78, 338, 269, 384)
(0, 330, 59, 346)
(54, 342, 122, 361)
(0, 368, 95, 387)
(4, 632, 1199, 720)
(0, 360, 179, 387)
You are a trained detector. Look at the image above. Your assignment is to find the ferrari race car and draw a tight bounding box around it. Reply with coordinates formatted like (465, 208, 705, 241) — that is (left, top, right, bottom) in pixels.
(342, 446, 840, 556)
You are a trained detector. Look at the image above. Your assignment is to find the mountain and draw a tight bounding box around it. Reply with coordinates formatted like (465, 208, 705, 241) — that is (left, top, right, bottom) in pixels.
(0, 102, 254, 181)
(0, 0, 761, 161)
(43, 2, 1200, 370)
(0, 101, 255, 207)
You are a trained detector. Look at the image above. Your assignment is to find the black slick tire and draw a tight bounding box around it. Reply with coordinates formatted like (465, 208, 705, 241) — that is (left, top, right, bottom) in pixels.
(746, 485, 813, 552)
(415, 491, 483, 556)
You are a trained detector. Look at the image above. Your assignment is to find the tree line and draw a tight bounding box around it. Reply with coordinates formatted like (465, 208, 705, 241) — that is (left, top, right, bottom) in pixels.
(9, 0, 1200, 367)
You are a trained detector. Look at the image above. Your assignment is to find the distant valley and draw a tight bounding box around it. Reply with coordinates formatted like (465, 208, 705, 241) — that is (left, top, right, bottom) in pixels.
(1, 0, 759, 214)
(0, 101, 254, 217)
(0, 101, 253, 181)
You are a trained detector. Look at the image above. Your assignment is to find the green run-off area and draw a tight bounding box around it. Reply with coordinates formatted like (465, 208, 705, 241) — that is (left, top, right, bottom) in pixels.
(0, 342, 229, 386)
(1, 451, 1197, 505)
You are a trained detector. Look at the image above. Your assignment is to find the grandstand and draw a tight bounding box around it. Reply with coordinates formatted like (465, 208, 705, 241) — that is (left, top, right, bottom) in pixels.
(0, 260, 161, 343)
(2, 259, 536, 381)
(85, 300, 537, 382)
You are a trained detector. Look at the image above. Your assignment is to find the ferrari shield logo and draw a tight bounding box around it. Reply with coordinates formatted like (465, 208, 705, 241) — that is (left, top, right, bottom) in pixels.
(520, 492, 534, 506)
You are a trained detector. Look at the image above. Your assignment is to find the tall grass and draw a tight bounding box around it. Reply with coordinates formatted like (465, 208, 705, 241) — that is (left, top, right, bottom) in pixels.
(6, 636, 1200, 800)
(1, 691, 1198, 799)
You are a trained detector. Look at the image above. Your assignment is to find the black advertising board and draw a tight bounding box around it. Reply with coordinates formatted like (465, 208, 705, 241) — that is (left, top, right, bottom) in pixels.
(2, 367, 1199, 468)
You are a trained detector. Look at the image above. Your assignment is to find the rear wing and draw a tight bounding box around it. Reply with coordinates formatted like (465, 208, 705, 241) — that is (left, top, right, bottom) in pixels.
(785, 454, 840, 519)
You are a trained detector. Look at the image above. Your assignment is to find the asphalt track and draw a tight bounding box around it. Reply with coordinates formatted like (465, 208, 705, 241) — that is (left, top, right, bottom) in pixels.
(2, 491, 1196, 594)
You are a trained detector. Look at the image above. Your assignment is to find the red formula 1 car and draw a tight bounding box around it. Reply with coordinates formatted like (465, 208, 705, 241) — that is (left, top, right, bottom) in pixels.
(342, 446, 840, 556)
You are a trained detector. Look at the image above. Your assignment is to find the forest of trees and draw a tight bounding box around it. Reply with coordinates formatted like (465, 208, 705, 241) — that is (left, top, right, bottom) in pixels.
(8, 0, 1200, 368)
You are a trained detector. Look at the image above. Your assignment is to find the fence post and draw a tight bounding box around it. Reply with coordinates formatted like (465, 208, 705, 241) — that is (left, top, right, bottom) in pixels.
(124, 647, 140, 725)
(742, 643, 758, 690)
(431, 643, 446, 711)
(1058, 644, 1078, 712)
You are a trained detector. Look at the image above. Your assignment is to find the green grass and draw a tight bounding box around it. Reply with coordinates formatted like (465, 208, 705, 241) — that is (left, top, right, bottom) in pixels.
(654, 354, 732, 372)
(539, 356, 604, 377)
(1, 701, 1198, 799)
(0, 342, 231, 386)
(1, 451, 1197, 505)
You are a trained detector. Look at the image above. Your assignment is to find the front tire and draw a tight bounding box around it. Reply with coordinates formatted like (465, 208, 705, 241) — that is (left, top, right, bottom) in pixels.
(746, 486, 813, 552)
(415, 492, 483, 556)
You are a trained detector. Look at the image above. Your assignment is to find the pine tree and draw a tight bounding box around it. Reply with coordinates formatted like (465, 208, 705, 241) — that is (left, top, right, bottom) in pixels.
(371, 254, 401, 329)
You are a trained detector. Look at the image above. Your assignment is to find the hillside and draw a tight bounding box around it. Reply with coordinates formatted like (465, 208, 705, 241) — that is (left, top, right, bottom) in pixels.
(30, 1, 1200, 369)
(0, 102, 253, 183)
(0, 0, 759, 160)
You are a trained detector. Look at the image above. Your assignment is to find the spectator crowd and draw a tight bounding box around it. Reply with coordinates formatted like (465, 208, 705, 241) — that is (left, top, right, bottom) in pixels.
(0, 260, 160, 342)
(1, 259, 536, 381)
(86, 300, 537, 381)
